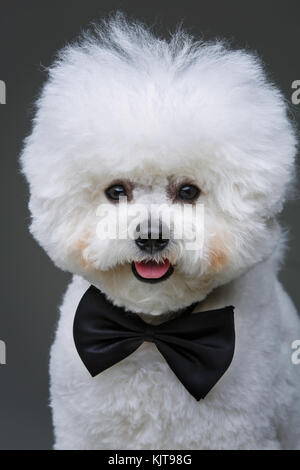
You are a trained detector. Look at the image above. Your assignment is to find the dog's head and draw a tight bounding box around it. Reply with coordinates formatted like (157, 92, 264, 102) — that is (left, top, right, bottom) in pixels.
(21, 16, 297, 314)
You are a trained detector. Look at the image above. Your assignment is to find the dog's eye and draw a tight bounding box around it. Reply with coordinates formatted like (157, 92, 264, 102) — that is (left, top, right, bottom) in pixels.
(105, 184, 127, 201)
(177, 184, 200, 201)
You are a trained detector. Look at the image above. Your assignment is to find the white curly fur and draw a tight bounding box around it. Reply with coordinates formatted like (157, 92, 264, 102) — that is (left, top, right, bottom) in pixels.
(21, 14, 300, 449)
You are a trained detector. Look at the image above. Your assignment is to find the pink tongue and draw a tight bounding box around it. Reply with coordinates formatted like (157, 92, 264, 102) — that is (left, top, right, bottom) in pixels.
(134, 259, 170, 279)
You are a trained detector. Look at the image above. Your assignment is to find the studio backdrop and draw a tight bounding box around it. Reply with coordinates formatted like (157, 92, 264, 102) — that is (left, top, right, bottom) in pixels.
(0, 0, 299, 450)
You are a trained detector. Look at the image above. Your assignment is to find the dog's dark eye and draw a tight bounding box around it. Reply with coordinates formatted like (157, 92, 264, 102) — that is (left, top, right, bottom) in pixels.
(105, 184, 127, 201)
(177, 184, 200, 201)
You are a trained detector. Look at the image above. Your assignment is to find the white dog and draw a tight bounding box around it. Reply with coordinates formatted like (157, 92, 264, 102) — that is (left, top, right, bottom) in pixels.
(21, 15, 300, 449)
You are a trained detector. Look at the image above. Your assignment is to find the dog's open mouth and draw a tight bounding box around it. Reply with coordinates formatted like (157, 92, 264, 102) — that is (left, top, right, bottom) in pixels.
(132, 259, 174, 283)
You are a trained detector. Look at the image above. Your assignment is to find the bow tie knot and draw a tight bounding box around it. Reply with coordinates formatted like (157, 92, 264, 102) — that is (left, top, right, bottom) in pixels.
(73, 285, 235, 400)
(143, 325, 155, 342)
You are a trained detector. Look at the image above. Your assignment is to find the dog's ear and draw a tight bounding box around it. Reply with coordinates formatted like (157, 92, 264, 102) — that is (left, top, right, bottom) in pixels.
(194, 48, 298, 220)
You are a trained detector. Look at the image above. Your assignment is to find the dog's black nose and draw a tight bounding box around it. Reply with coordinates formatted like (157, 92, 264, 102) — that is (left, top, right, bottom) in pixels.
(135, 230, 169, 254)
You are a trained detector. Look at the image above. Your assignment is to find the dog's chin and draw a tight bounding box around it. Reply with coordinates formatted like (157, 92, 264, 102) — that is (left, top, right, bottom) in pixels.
(87, 260, 215, 316)
(131, 259, 174, 284)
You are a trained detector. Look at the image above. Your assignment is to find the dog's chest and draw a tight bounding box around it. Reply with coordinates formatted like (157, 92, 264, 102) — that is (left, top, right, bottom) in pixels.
(94, 341, 180, 395)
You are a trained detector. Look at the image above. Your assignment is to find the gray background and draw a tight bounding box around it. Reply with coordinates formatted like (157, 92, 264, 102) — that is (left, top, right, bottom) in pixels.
(0, 0, 299, 450)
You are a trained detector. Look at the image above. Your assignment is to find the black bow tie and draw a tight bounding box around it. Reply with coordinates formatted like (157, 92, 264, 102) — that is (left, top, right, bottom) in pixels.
(73, 285, 235, 401)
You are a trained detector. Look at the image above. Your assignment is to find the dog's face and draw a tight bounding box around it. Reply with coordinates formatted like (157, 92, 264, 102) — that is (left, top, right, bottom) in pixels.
(68, 165, 231, 314)
(21, 19, 296, 314)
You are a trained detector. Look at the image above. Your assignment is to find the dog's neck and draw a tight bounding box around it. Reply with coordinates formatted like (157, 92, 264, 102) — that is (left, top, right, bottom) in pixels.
(137, 307, 187, 325)
(136, 288, 218, 325)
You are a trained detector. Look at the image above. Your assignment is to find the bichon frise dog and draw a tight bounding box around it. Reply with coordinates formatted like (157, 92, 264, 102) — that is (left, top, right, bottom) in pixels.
(21, 15, 300, 450)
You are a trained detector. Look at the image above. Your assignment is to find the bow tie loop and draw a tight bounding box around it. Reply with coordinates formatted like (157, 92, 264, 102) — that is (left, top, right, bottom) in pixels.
(142, 324, 156, 343)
